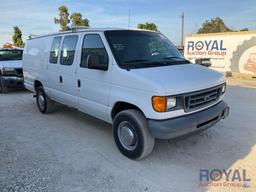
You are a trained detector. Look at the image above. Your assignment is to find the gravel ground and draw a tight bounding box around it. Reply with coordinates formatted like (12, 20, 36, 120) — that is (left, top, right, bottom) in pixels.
(0, 86, 256, 192)
(226, 77, 256, 89)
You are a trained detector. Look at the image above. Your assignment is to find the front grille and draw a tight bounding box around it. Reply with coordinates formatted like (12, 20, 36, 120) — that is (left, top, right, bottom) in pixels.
(184, 85, 222, 112)
(15, 68, 23, 77)
(16, 68, 23, 74)
(1, 68, 23, 77)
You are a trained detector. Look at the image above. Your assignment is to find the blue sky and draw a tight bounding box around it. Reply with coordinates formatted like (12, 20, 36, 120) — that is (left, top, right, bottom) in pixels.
(0, 0, 256, 45)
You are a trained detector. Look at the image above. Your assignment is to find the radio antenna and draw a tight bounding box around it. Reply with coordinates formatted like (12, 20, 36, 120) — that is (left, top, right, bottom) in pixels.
(128, 9, 131, 29)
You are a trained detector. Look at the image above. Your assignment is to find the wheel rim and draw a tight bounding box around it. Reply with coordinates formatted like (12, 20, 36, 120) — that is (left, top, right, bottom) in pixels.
(38, 93, 45, 110)
(118, 121, 138, 151)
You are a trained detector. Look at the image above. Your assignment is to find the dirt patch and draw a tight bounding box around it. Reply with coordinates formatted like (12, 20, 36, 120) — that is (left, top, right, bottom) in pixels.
(226, 77, 256, 89)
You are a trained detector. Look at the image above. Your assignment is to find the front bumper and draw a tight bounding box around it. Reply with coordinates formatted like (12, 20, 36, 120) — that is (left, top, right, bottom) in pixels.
(1, 76, 24, 88)
(148, 101, 229, 139)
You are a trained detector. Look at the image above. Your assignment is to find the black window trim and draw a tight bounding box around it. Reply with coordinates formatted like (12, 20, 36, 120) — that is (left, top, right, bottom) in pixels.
(49, 36, 62, 64)
(60, 34, 79, 66)
(80, 33, 109, 69)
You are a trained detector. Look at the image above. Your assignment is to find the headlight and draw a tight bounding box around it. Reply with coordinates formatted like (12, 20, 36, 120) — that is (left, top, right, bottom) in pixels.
(222, 83, 226, 93)
(152, 96, 176, 112)
(166, 97, 177, 109)
(3, 67, 15, 72)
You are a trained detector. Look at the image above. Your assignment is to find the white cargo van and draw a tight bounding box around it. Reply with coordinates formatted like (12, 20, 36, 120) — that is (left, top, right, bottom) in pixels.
(23, 27, 229, 159)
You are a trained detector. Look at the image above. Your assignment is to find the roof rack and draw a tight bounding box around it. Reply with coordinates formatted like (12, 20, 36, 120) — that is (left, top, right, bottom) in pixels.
(71, 25, 90, 32)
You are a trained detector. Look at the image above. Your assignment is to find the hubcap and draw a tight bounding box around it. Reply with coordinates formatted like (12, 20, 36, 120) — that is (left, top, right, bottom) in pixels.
(118, 121, 138, 151)
(38, 93, 45, 110)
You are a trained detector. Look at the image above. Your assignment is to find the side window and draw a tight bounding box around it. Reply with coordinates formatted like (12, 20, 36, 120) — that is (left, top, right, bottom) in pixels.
(49, 36, 62, 64)
(81, 34, 108, 68)
(60, 35, 78, 65)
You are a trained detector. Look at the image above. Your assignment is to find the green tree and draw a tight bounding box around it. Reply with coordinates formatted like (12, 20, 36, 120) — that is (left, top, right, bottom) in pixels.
(197, 17, 232, 34)
(54, 5, 70, 31)
(70, 12, 89, 27)
(12, 26, 24, 48)
(240, 28, 249, 32)
(137, 22, 158, 32)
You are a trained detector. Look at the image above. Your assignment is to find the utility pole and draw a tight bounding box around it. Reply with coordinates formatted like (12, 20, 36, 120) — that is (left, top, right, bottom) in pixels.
(180, 12, 184, 48)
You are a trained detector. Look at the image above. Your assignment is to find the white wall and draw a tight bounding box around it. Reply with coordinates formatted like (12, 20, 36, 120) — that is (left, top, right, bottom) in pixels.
(184, 31, 256, 75)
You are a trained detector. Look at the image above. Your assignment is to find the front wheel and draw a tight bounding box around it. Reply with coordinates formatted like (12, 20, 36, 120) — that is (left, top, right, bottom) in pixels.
(36, 86, 55, 114)
(113, 109, 155, 160)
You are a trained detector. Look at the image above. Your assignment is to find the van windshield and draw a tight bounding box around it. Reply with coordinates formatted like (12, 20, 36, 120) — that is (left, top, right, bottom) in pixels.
(0, 50, 23, 61)
(104, 30, 189, 69)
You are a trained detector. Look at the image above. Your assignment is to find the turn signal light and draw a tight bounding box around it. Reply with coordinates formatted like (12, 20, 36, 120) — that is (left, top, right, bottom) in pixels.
(152, 96, 166, 112)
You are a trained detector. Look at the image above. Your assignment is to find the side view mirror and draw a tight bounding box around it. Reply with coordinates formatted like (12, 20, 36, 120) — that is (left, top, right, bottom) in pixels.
(87, 54, 108, 71)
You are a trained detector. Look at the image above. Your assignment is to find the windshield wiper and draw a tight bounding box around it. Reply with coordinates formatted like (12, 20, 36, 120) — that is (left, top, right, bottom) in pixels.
(162, 56, 184, 60)
(162, 56, 190, 63)
(124, 59, 150, 64)
(122, 61, 167, 70)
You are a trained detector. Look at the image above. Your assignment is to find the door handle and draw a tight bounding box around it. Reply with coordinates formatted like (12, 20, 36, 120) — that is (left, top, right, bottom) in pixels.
(59, 76, 63, 83)
(77, 79, 81, 88)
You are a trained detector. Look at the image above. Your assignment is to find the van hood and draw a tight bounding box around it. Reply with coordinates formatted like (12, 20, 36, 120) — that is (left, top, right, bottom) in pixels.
(0, 60, 22, 69)
(130, 64, 224, 95)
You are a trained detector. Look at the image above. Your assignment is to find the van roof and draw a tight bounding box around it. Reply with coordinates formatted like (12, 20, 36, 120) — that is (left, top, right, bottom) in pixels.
(28, 28, 158, 40)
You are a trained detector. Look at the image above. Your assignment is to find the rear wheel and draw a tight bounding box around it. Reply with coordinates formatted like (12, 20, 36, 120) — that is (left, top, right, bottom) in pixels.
(0, 79, 8, 93)
(113, 109, 155, 160)
(36, 86, 55, 114)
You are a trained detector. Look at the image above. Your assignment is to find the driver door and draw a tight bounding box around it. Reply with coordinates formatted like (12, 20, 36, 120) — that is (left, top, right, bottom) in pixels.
(76, 33, 111, 121)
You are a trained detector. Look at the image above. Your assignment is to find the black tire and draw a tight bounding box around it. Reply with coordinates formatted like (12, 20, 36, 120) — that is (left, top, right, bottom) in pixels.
(36, 86, 55, 114)
(0, 79, 8, 93)
(113, 109, 155, 160)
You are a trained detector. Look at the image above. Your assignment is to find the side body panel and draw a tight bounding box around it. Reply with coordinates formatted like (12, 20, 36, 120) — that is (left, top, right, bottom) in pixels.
(23, 37, 50, 92)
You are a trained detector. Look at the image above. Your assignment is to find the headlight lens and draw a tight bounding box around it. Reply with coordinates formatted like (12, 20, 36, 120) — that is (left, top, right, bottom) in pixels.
(3, 67, 15, 72)
(222, 83, 226, 93)
(152, 96, 176, 112)
(166, 97, 177, 109)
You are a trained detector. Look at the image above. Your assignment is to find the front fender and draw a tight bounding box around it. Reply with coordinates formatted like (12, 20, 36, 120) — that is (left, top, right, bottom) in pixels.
(108, 85, 170, 121)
